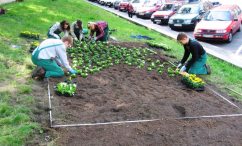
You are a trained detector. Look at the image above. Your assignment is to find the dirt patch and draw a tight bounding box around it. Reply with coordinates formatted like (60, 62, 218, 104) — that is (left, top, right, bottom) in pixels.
(34, 41, 242, 145)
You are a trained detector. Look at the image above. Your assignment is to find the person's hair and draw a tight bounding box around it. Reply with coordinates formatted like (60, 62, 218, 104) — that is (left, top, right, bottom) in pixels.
(177, 32, 188, 40)
(62, 35, 73, 46)
(60, 20, 70, 31)
(87, 22, 96, 29)
(76, 20, 83, 30)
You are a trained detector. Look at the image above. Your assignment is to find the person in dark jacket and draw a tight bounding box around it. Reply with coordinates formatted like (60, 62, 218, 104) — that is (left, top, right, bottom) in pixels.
(70, 20, 84, 41)
(87, 21, 109, 41)
(126, 1, 134, 18)
(177, 32, 211, 75)
(47, 20, 70, 39)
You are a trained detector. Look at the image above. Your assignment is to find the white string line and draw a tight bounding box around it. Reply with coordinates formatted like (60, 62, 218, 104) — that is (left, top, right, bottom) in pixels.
(47, 77, 53, 127)
(207, 87, 242, 111)
(47, 76, 242, 128)
(51, 113, 242, 128)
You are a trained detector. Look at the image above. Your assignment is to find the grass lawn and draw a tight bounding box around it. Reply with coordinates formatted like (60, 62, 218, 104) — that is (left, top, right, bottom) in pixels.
(0, 0, 242, 145)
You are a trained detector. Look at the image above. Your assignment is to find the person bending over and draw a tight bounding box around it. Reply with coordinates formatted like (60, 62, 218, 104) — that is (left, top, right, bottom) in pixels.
(31, 35, 77, 79)
(87, 21, 109, 41)
(47, 20, 70, 39)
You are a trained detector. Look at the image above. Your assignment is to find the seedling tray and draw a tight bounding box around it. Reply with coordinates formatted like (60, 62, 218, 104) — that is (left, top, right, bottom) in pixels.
(181, 80, 205, 91)
(55, 82, 77, 97)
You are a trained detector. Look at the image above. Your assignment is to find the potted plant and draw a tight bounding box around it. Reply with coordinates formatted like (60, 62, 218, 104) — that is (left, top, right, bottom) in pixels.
(56, 82, 77, 97)
(29, 41, 39, 53)
(182, 74, 205, 91)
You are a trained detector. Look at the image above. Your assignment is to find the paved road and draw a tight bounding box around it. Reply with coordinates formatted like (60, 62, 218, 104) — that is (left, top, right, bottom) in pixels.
(0, 0, 15, 5)
(87, 0, 242, 68)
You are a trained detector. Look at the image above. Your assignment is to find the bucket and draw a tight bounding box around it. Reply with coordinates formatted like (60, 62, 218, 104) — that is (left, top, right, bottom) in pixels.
(82, 29, 88, 34)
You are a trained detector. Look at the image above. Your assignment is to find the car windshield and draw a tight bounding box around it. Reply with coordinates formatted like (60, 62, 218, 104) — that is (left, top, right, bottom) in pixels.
(203, 11, 231, 21)
(177, 5, 200, 14)
(159, 4, 174, 11)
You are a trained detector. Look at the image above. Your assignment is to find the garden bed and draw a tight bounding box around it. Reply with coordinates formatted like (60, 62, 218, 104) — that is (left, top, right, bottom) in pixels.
(42, 41, 242, 145)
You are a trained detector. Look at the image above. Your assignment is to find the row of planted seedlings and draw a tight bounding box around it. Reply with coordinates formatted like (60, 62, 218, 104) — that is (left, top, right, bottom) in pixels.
(65, 40, 180, 79)
(57, 40, 180, 96)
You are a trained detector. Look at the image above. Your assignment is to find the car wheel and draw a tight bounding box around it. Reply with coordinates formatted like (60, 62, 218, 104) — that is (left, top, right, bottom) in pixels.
(226, 31, 233, 43)
(153, 21, 157, 24)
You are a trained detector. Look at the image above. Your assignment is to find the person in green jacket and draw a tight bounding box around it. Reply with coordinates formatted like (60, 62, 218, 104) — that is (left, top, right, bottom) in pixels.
(177, 32, 211, 75)
(70, 20, 85, 41)
(47, 20, 70, 39)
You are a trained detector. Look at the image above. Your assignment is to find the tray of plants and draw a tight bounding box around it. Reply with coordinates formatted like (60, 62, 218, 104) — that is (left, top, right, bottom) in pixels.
(146, 41, 171, 51)
(181, 74, 205, 91)
(55, 81, 77, 97)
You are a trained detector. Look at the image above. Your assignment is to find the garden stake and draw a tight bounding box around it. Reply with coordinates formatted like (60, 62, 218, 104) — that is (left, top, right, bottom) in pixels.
(224, 87, 242, 97)
(47, 77, 53, 127)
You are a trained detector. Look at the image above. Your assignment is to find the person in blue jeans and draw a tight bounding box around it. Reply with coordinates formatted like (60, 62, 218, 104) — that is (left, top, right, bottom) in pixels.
(31, 35, 77, 79)
(176, 32, 211, 75)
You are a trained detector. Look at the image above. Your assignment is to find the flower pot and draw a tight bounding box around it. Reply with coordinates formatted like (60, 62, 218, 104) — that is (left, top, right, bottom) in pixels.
(29, 47, 35, 53)
(181, 80, 205, 91)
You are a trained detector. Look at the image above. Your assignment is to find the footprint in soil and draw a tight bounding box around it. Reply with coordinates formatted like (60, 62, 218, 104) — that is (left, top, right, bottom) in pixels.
(173, 104, 186, 117)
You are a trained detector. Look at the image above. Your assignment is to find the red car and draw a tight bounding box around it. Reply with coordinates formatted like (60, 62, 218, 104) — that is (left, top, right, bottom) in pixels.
(151, 1, 184, 24)
(118, 0, 132, 11)
(136, 0, 169, 19)
(194, 5, 242, 43)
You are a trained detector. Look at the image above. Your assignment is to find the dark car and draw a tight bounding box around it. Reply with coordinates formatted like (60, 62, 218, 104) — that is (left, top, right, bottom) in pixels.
(168, 2, 213, 30)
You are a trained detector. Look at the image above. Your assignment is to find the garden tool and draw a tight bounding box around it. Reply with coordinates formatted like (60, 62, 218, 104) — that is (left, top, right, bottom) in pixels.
(168, 61, 180, 70)
(168, 61, 188, 75)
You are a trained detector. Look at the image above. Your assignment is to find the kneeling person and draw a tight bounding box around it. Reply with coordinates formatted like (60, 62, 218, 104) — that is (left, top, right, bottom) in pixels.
(31, 35, 77, 79)
(177, 32, 211, 75)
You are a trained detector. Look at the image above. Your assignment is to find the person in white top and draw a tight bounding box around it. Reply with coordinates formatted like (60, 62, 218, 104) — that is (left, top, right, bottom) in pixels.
(31, 35, 77, 79)
(47, 20, 70, 39)
(70, 20, 84, 41)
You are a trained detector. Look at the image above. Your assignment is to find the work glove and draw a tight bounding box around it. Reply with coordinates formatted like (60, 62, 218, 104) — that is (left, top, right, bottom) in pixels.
(93, 37, 97, 41)
(88, 36, 92, 39)
(180, 66, 186, 72)
(177, 63, 182, 68)
(70, 69, 77, 74)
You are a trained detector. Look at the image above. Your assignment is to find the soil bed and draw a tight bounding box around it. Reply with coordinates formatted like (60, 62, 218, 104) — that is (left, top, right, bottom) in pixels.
(44, 41, 242, 145)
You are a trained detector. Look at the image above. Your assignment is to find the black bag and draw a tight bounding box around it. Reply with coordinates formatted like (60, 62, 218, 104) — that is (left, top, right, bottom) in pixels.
(0, 8, 6, 14)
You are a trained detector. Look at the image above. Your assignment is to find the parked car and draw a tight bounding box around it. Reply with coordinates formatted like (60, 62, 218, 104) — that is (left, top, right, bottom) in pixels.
(88, 0, 98, 2)
(168, 2, 213, 30)
(131, 0, 149, 14)
(99, 0, 106, 5)
(118, 0, 135, 11)
(194, 5, 242, 43)
(106, 0, 117, 7)
(151, 1, 184, 24)
(136, 0, 169, 18)
(114, 0, 132, 9)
